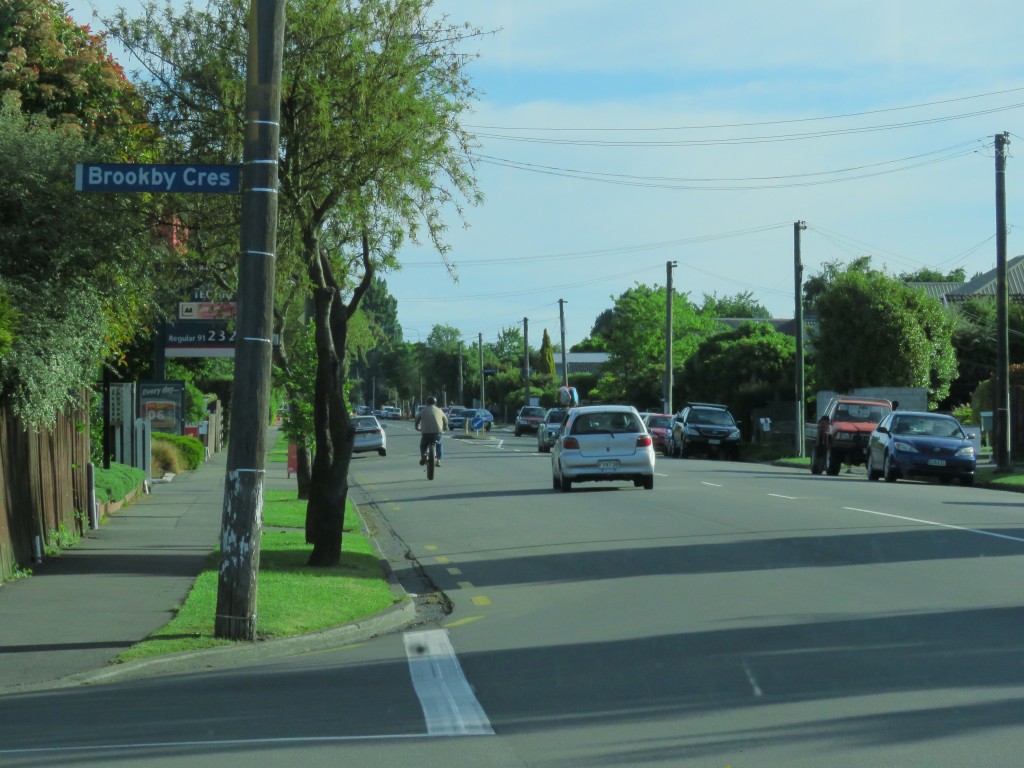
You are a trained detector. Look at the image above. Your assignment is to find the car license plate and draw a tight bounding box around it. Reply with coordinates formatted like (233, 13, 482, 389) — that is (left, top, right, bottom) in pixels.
(598, 459, 619, 469)
(708, 439, 721, 445)
(927, 458, 946, 467)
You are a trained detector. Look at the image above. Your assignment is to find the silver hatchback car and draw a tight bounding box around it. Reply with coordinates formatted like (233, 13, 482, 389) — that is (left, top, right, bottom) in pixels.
(551, 405, 655, 491)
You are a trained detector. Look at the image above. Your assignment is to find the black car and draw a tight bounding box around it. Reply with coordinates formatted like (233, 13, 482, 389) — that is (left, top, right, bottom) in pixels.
(667, 402, 741, 460)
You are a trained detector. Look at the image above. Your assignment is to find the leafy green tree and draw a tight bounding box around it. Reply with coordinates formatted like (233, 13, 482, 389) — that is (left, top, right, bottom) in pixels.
(679, 322, 798, 429)
(573, 309, 613, 351)
(492, 326, 526, 367)
(1, 0, 150, 144)
(900, 267, 967, 283)
(591, 283, 719, 406)
(117, 0, 483, 566)
(0, 100, 164, 425)
(699, 291, 770, 319)
(810, 260, 957, 406)
(538, 329, 556, 375)
(946, 297, 1024, 407)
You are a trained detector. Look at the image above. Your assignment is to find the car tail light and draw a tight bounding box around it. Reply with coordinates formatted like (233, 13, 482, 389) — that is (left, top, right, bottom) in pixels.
(636, 434, 652, 448)
(562, 437, 580, 449)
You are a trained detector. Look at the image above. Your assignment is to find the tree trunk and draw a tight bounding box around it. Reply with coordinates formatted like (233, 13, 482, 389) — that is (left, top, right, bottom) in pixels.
(296, 444, 312, 499)
(305, 285, 354, 567)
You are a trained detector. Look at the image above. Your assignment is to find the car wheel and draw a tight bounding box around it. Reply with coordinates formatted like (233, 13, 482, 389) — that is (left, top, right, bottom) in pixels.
(560, 473, 572, 492)
(679, 441, 688, 459)
(552, 473, 560, 490)
(960, 475, 975, 487)
(643, 475, 654, 490)
(810, 445, 825, 475)
(883, 452, 899, 483)
(865, 452, 880, 481)
(378, 448, 387, 457)
(825, 445, 842, 476)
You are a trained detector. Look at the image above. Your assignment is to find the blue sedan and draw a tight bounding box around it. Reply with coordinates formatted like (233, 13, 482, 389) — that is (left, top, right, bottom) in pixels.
(866, 411, 976, 486)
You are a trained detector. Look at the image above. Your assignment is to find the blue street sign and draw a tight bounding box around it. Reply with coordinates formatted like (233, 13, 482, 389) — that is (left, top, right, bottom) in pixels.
(471, 415, 485, 430)
(75, 163, 241, 194)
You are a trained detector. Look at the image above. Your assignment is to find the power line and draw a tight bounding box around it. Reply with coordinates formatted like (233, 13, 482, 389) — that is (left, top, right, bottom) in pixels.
(466, 86, 1024, 133)
(468, 141, 986, 191)
(469, 104, 1024, 148)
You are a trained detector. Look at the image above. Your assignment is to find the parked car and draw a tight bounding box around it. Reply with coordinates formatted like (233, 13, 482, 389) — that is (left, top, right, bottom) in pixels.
(667, 403, 741, 460)
(551, 405, 655, 491)
(450, 408, 493, 431)
(642, 413, 673, 455)
(514, 405, 547, 436)
(536, 407, 566, 453)
(352, 415, 387, 456)
(810, 396, 893, 476)
(866, 411, 976, 485)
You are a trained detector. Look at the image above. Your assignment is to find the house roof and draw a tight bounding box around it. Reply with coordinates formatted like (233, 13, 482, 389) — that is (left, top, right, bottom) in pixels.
(908, 255, 1024, 302)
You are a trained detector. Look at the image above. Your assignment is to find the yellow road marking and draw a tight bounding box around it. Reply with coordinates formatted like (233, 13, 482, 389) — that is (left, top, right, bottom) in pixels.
(471, 596, 492, 606)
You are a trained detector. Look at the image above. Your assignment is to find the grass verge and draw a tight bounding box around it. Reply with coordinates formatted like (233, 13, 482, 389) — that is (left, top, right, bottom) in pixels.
(114, 496, 401, 663)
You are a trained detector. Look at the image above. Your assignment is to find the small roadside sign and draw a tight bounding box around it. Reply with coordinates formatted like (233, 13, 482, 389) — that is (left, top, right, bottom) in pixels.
(471, 415, 485, 430)
(178, 302, 237, 320)
(75, 163, 241, 194)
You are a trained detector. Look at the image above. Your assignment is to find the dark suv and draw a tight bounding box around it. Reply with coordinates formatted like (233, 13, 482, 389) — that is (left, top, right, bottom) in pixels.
(810, 396, 892, 476)
(667, 403, 741, 460)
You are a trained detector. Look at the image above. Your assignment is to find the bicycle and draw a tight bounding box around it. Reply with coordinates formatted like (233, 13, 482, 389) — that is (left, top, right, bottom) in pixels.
(424, 433, 441, 480)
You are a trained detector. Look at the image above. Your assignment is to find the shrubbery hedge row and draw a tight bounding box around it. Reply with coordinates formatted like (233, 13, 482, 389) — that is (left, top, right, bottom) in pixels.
(93, 463, 146, 504)
(152, 432, 205, 470)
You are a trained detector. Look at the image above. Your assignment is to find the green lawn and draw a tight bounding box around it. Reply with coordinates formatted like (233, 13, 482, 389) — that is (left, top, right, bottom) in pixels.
(115, 494, 399, 662)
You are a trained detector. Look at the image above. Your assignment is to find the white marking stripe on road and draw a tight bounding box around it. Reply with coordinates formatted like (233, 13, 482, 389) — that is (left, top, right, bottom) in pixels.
(767, 493, 798, 500)
(404, 629, 494, 736)
(843, 507, 1024, 544)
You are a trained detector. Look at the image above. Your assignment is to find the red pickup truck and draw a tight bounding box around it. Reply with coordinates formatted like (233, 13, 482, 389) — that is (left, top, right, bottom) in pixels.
(810, 396, 893, 476)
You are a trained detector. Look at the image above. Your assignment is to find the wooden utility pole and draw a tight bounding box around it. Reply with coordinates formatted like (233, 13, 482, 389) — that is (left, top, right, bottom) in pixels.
(558, 299, 568, 387)
(215, 0, 285, 641)
(794, 221, 807, 458)
(478, 332, 485, 409)
(995, 132, 1012, 471)
(664, 261, 677, 414)
(523, 317, 529, 407)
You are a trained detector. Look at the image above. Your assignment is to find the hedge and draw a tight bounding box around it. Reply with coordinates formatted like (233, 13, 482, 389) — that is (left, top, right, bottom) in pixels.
(93, 462, 146, 504)
(152, 432, 205, 470)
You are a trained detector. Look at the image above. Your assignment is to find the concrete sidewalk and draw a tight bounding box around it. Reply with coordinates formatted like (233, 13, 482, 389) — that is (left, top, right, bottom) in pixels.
(0, 449, 228, 694)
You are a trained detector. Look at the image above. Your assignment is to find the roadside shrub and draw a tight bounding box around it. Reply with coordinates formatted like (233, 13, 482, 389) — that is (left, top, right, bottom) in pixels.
(152, 432, 205, 470)
(93, 462, 146, 504)
(151, 439, 187, 476)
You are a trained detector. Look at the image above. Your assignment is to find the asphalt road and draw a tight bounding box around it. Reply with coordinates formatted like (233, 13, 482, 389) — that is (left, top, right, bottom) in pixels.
(3, 421, 1024, 767)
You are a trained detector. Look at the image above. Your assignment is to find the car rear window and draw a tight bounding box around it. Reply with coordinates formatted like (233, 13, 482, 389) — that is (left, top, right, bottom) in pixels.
(522, 407, 545, 417)
(570, 411, 643, 435)
(646, 416, 671, 429)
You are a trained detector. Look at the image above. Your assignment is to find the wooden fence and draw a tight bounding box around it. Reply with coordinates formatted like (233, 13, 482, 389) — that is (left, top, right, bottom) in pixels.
(0, 395, 90, 580)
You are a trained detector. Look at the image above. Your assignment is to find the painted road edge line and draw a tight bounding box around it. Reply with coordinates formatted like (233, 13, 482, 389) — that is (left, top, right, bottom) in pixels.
(404, 629, 494, 736)
(843, 507, 1024, 544)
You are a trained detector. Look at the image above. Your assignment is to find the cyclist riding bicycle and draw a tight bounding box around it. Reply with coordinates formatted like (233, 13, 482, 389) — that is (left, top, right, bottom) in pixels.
(415, 396, 448, 467)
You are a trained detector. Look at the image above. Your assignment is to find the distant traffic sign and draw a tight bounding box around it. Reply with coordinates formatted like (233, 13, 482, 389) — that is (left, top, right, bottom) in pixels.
(471, 415, 485, 430)
(75, 163, 241, 194)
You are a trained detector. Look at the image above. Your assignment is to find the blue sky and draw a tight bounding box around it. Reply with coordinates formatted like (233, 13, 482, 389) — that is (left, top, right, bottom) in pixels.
(71, 0, 1024, 349)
